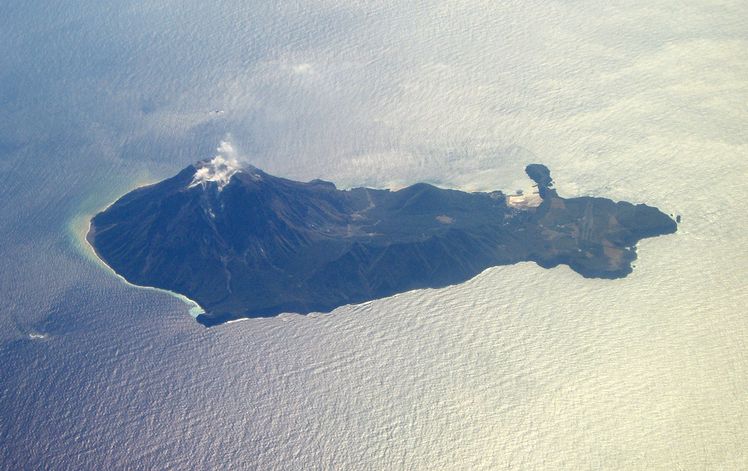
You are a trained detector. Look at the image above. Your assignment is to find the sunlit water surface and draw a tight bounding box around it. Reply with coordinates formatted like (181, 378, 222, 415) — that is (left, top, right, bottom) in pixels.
(1, 1, 747, 469)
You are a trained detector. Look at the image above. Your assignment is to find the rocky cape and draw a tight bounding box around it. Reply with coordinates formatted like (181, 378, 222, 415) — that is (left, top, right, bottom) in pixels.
(88, 161, 677, 326)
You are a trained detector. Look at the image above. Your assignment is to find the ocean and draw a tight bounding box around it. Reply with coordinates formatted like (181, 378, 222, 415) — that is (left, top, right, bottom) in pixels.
(1, 1, 747, 468)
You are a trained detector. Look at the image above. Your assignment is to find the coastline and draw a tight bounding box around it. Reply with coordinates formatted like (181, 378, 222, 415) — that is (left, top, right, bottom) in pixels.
(73, 167, 677, 325)
(69, 182, 206, 319)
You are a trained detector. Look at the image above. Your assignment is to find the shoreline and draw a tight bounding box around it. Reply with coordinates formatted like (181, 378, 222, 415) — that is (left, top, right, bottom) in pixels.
(69, 182, 206, 319)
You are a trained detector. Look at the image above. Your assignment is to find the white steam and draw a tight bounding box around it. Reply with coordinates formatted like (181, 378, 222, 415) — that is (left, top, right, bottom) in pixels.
(190, 141, 243, 190)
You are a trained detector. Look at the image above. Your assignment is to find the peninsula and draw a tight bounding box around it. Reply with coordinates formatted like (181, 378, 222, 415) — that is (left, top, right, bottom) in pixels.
(88, 159, 677, 326)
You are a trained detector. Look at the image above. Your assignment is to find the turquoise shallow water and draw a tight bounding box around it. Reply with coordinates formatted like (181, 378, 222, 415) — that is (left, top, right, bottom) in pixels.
(1, 1, 747, 469)
(72, 198, 205, 318)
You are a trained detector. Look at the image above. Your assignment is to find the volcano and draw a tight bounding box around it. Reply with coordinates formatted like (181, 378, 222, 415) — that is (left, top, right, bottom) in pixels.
(88, 160, 677, 326)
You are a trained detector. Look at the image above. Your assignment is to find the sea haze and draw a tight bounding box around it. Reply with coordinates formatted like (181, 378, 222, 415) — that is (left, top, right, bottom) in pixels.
(1, 1, 747, 469)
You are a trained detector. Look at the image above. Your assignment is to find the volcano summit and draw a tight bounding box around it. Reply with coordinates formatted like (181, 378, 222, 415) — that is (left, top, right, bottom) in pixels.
(88, 159, 677, 326)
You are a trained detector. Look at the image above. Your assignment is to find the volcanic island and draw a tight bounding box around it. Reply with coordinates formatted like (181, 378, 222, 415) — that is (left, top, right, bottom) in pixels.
(88, 159, 677, 326)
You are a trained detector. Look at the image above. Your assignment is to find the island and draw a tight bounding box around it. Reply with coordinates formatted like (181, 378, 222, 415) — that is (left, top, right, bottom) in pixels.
(88, 158, 677, 326)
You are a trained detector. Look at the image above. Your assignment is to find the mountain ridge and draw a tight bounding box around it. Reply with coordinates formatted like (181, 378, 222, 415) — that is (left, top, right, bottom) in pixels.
(88, 161, 678, 326)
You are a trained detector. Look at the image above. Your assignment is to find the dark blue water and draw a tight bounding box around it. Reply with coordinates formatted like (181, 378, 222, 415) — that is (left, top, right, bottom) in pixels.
(3, 1, 747, 469)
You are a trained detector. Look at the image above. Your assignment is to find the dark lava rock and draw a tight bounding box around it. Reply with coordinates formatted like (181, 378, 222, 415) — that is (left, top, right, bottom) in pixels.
(88, 161, 677, 326)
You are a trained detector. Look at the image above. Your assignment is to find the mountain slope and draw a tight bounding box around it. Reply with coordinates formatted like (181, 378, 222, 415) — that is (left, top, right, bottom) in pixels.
(88, 160, 677, 325)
